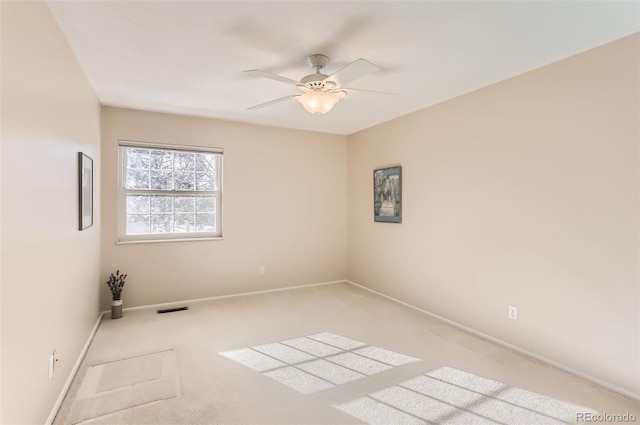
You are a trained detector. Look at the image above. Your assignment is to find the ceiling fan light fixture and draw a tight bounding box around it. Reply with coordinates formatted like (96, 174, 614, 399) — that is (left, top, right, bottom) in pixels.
(296, 91, 341, 115)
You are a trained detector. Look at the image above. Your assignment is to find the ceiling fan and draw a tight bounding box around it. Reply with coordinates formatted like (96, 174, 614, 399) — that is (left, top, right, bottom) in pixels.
(245, 54, 396, 115)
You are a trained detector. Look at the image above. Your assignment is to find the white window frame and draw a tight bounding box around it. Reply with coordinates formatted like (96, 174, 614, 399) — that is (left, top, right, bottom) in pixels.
(117, 140, 223, 244)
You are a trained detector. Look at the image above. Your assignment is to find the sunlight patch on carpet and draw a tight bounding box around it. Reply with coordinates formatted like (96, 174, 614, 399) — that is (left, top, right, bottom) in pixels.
(68, 350, 180, 424)
(253, 342, 316, 364)
(326, 352, 393, 375)
(333, 366, 598, 424)
(337, 397, 425, 425)
(219, 332, 420, 394)
(307, 332, 368, 350)
(219, 347, 286, 371)
(297, 359, 365, 385)
(264, 367, 335, 394)
(281, 336, 343, 357)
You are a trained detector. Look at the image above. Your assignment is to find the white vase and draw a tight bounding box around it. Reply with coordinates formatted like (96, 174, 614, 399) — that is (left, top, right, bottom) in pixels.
(111, 299, 123, 319)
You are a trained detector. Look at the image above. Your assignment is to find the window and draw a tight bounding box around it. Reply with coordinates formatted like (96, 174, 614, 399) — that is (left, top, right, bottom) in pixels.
(118, 141, 223, 242)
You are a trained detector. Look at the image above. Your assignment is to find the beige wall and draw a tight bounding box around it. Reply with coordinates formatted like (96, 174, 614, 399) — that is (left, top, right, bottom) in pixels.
(0, 2, 102, 424)
(101, 107, 347, 310)
(347, 34, 639, 395)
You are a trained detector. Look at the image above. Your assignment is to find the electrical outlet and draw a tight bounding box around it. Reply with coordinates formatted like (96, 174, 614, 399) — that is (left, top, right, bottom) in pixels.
(259, 266, 266, 275)
(48, 350, 57, 380)
(508, 305, 518, 320)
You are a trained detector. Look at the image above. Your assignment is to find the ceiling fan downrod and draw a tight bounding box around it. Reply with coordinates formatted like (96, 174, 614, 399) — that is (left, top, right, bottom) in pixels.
(308, 54, 329, 74)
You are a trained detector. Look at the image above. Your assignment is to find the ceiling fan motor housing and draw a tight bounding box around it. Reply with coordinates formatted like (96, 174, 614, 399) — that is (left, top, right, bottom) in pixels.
(301, 80, 335, 91)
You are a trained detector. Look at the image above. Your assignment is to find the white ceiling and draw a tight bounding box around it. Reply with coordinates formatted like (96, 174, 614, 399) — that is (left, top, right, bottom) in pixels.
(47, 1, 639, 136)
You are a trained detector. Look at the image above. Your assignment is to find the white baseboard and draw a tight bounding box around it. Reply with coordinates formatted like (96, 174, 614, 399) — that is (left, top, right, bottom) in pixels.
(346, 279, 640, 402)
(46, 311, 106, 425)
(116, 279, 346, 314)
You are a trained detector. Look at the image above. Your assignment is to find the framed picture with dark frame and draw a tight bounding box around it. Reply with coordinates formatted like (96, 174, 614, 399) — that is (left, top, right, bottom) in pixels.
(374, 165, 401, 223)
(79, 152, 93, 230)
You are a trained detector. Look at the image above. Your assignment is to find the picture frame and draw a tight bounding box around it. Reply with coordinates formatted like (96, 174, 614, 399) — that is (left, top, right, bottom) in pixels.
(374, 166, 402, 223)
(79, 152, 93, 230)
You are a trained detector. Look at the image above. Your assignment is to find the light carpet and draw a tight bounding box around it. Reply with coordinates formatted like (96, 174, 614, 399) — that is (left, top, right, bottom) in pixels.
(333, 366, 598, 424)
(67, 350, 179, 424)
(51, 283, 635, 425)
(219, 332, 420, 394)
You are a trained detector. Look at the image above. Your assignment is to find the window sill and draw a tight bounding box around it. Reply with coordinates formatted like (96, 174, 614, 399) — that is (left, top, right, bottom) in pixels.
(116, 236, 224, 245)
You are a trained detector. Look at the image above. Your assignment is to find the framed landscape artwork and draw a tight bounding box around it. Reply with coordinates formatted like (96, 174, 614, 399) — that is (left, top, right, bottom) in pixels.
(374, 166, 401, 223)
(79, 152, 93, 230)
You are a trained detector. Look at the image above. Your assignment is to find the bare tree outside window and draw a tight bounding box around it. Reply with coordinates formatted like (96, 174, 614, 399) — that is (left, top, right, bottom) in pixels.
(119, 142, 222, 242)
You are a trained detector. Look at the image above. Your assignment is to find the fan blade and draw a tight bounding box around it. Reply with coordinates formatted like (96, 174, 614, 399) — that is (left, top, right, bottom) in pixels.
(248, 94, 297, 110)
(323, 58, 380, 87)
(342, 87, 398, 96)
(244, 69, 300, 86)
